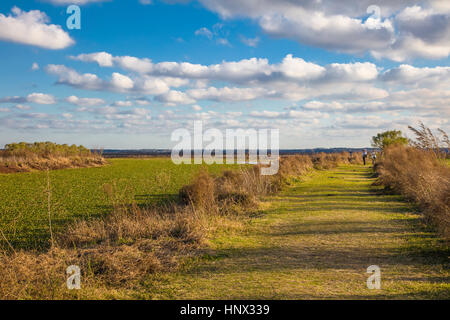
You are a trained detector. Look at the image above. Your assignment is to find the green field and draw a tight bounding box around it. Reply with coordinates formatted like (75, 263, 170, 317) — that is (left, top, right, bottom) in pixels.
(0, 158, 237, 250)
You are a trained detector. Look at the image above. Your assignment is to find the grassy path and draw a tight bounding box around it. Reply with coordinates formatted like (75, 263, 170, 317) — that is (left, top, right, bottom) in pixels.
(145, 165, 449, 299)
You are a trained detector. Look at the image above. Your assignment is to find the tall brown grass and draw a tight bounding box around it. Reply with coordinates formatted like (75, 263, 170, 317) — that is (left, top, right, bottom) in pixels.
(0, 142, 106, 173)
(375, 133, 450, 240)
(0, 194, 208, 299)
(311, 151, 363, 169)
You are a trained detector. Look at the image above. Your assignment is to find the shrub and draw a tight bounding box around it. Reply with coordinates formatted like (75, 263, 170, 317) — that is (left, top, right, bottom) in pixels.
(376, 144, 450, 240)
(311, 152, 340, 170)
(0, 141, 105, 173)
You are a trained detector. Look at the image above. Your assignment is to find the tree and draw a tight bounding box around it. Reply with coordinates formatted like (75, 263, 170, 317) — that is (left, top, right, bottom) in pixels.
(371, 130, 408, 150)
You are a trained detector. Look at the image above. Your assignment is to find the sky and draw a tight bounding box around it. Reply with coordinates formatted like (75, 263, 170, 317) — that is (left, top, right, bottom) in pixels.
(0, 0, 449, 149)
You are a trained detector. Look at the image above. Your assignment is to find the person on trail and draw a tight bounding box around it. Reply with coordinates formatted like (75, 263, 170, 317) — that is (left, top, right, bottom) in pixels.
(362, 149, 368, 165)
(371, 152, 377, 165)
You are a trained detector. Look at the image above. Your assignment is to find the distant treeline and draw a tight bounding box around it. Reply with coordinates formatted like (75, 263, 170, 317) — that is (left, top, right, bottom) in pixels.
(3, 142, 93, 157)
(100, 148, 379, 158)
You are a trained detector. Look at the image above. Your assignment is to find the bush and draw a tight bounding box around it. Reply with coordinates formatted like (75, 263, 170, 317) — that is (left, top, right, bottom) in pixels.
(0, 141, 105, 173)
(376, 144, 450, 239)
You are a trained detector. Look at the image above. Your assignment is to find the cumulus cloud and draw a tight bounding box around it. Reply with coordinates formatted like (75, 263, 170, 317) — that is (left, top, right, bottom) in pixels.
(192, 0, 449, 61)
(371, 6, 450, 61)
(26, 93, 56, 104)
(66, 95, 106, 106)
(77, 105, 151, 120)
(0, 7, 74, 49)
(71, 52, 114, 67)
(112, 100, 133, 107)
(187, 87, 269, 102)
(155, 90, 196, 106)
(46, 64, 104, 90)
(45, 64, 186, 96)
(48, 52, 449, 118)
(381, 64, 450, 87)
(71, 52, 378, 85)
(248, 110, 329, 124)
(110, 72, 135, 91)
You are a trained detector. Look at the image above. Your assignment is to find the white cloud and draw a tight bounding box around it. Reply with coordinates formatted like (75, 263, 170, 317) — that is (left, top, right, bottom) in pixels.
(325, 62, 378, 82)
(31, 62, 40, 71)
(195, 23, 231, 45)
(156, 90, 196, 106)
(187, 87, 268, 102)
(372, 6, 450, 61)
(112, 100, 133, 107)
(249, 110, 280, 118)
(110, 72, 134, 91)
(73, 52, 379, 85)
(194, 0, 449, 61)
(216, 38, 231, 46)
(240, 36, 260, 47)
(46, 64, 166, 94)
(71, 52, 114, 67)
(66, 95, 106, 106)
(114, 56, 153, 73)
(15, 104, 32, 110)
(27, 93, 56, 104)
(381, 64, 450, 87)
(46, 52, 449, 118)
(78, 105, 151, 120)
(134, 98, 151, 106)
(278, 54, 325, 80)
(195, 27, 213, 39)
(46, 64, 104, 90)
(0, 7, 74, 49)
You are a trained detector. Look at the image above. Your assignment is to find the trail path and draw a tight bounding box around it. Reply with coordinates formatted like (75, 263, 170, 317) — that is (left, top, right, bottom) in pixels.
(149, 165, 449, 299)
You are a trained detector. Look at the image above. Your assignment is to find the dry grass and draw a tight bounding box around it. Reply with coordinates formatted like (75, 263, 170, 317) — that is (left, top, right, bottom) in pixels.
(0, 200, 207, 299)
(0, 153, 106, 173)
(179, 155, 316, 214)
(0, 142, 106, 173)
(311, 151, 363, 169)
(375, 145, 450, 239)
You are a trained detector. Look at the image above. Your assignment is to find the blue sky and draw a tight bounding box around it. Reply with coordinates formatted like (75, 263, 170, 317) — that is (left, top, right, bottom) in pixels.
(0, 0, 449, 148)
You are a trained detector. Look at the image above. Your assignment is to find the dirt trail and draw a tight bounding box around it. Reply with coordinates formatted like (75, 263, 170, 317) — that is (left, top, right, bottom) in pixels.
(148, 165, 449, 299)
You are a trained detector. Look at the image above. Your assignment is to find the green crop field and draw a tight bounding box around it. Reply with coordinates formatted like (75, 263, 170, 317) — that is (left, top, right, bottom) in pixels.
(0, 158, 238, 250)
